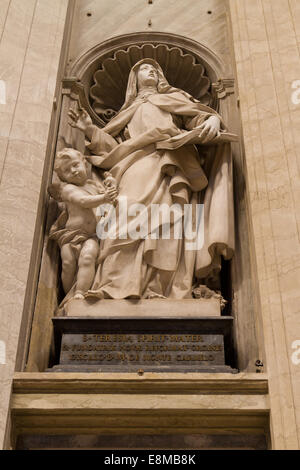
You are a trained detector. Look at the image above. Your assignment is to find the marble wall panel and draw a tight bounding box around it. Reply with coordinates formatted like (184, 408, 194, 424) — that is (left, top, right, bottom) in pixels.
(0, 0, 69, 449)
(68, 0, 232, 74)
(229, 0, 300, 449)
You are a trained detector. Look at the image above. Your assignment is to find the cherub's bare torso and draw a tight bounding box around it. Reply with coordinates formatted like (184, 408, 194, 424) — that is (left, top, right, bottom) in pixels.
(61, 181, 104, 234)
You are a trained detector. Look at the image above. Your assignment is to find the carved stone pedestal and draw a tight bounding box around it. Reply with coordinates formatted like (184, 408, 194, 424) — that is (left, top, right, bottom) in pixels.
(50, 299, 237, 373)
(62, 297, 222, 318)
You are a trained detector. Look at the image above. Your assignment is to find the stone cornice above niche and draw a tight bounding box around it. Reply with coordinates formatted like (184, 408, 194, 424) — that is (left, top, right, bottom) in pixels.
(64, 32, 233, 127)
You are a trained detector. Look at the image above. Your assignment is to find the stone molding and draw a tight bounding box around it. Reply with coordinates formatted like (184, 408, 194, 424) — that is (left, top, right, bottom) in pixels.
(212, 78, 235, 99)
(13, 372, 268, 395)
(11, 373, 269, 444)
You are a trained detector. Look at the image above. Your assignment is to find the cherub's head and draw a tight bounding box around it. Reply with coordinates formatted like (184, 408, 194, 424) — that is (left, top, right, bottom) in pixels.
(54, 148, 87, 186)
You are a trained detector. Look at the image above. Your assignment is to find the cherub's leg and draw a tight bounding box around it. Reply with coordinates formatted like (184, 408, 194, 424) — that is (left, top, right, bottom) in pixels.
(76, 239, 99, 298)
(60, 244, 77, 294)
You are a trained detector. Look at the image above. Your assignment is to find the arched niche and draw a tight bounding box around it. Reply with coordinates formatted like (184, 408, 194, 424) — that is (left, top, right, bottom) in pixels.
(63, 32, 232, 128)
(24, 32, 259, 374)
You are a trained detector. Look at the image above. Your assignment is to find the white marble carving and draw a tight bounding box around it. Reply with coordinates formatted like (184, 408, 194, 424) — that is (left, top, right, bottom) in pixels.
(50, 57, 236, 304)
(49, 148, 118, 300)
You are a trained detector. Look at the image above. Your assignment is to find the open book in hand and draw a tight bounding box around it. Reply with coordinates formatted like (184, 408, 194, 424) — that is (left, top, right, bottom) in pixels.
(156, 126, 238, 151)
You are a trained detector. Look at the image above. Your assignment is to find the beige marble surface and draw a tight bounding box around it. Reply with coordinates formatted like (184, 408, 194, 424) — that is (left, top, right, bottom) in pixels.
(12, 371, 269, 395)
(12, 392, 269, 412)
(229, 0, 300, 450)
(11, 372, 269, 440)
(0, 0, 69, 449)
(68, 0, 232, 75)
(64, 298, 221, 317)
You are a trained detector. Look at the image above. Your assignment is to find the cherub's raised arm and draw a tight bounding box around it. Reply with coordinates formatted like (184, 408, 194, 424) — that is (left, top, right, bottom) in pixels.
(62, 185, 117, 208)
(62, 185, 106, 208)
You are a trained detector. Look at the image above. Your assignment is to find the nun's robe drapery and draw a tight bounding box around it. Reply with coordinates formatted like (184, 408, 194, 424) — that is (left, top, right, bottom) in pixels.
(85, 90, 234, 299)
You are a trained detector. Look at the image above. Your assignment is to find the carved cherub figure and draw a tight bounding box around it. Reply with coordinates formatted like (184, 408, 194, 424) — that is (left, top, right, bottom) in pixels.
(48, 148, 118, 300)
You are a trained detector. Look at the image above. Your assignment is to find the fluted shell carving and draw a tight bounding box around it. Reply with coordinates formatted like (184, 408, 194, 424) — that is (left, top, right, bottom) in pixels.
(90, 44, 212, 122)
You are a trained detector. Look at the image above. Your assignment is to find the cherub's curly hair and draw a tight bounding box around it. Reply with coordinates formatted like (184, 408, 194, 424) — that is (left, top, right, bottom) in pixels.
(54, 147, 85, 173)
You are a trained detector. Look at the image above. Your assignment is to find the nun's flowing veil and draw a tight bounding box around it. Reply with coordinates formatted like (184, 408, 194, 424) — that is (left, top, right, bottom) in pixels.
(120, 58, 197, 111)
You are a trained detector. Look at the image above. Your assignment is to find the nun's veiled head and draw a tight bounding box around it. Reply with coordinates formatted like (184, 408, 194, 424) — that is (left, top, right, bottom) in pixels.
(136, 62, 159, 89)
(121, 59, 172, 110)
(119, 58, 196, 112)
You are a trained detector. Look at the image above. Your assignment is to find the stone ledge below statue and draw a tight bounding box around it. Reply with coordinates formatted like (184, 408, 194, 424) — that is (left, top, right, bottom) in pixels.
(49, 364, 237, 373)
(62, 298, 221, 318)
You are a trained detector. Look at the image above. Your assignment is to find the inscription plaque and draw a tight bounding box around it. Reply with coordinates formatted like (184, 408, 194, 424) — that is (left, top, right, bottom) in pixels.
(60, 333, 224, 367)
(51, 316, 237, 373)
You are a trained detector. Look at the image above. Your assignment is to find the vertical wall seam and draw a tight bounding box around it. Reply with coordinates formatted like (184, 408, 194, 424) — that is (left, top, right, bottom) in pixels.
(0, 0, 12, 45)
(0, 0, 38, 185)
